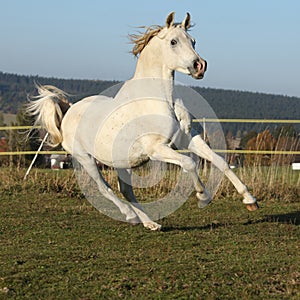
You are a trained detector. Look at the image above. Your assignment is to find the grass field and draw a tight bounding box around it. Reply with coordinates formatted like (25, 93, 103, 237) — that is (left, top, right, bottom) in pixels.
(0, 167, 299, 299)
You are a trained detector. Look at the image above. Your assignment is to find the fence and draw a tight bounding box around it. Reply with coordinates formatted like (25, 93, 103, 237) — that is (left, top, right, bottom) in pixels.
(0, 119, 300, 156)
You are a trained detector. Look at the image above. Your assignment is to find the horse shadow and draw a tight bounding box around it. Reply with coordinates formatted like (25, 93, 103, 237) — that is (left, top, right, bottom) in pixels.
(162, 221, 226, 232)
(162, 211, 300, 232)
(243, 211, 300, 226)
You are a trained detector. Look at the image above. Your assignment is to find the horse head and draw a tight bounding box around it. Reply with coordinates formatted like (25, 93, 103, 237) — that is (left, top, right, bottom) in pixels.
(131, 12, 207, 80)
(160, 12, 207, 79)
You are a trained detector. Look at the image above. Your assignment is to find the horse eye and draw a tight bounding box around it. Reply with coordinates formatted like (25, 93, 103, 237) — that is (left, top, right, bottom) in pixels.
(171, 39, 177, 46)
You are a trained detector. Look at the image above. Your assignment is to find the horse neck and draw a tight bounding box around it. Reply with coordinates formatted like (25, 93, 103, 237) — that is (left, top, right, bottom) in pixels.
(133, 45, 174, 106)
(133, 43, 174, 80)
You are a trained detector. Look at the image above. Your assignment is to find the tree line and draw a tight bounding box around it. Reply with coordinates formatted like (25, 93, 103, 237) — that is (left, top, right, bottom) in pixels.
(193, 86, 300, 135)
(0, 71, 118, 115)
(1, 71, 299, 136)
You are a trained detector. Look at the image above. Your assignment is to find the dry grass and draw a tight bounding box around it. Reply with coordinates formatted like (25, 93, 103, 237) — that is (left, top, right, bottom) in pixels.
(216, 164, 299, 203)
(0, 154, 299, 203)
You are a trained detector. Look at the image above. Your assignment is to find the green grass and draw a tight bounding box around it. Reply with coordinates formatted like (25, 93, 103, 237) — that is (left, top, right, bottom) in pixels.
(0, 168, 300, 299)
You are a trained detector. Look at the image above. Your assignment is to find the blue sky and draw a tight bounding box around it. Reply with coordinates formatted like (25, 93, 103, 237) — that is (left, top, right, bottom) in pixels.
(1, 0, 300, 97)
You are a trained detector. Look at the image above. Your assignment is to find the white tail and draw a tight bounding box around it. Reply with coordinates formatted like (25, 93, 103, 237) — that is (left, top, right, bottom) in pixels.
(27, 84, 71, 147)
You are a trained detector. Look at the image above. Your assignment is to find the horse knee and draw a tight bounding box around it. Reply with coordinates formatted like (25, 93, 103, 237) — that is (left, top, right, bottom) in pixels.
(181, 156, 196, 172)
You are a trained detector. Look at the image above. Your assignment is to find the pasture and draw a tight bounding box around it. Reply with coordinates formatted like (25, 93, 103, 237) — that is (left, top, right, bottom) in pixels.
(0, 167, 299, 299)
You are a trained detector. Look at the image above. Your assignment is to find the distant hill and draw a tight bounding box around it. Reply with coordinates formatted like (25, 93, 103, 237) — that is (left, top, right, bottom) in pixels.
(192, 86, 300, 134)
(0, 72, 119, 114)
(0, 71, 299, 134)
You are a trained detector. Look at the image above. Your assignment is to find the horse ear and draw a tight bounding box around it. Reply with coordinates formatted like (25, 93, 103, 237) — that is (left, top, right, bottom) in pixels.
(182, 12, 191, 30)
(166, 12, 175, 28)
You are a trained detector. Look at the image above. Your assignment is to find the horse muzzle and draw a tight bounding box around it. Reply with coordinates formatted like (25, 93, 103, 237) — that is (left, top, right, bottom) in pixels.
(189, 58, 207, 79)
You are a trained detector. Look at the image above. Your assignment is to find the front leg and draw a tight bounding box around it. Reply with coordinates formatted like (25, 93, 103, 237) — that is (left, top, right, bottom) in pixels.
(188, 135, 258, 211)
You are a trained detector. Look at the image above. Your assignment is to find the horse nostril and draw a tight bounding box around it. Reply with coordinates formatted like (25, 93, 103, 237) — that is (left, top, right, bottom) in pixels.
(193, 60, 199, 70)
(193, 59, 207, 72)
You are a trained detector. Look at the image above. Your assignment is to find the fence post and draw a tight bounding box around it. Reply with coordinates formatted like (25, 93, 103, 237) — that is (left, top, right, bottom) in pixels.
(9, 129, 13, 170)
(23, 132, 49, 180)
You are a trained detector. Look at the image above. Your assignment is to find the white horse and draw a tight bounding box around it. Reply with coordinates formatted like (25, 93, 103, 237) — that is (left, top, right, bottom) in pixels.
(27, 12, 258, 231)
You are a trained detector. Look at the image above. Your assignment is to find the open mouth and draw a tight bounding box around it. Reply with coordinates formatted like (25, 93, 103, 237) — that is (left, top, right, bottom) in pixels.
(192, 70, 204, 79)
(190, 70, 204, 79)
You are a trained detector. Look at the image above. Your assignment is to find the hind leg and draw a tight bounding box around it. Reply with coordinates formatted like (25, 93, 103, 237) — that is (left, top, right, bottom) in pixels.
(117, 169, 162, 231)
(75, 154, 139, 222)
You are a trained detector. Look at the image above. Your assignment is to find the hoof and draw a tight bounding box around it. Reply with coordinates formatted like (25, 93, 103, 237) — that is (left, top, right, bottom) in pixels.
(144, 222, 162, 231)
(246, 202, 259, 211)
